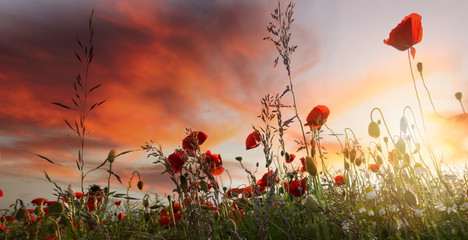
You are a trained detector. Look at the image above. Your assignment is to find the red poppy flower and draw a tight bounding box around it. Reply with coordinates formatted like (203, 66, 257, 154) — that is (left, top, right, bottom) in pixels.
(285, 153, 296, 163)
(31, 198, 47, 206)
(182, 131, 208, 151)
(257, 170, 279, 187)
(159, 216, 170, 226)
(304, 105, 330, 130)
(226, 188, 245, 198)
(284, 178, 307, 197)
(384, 13, 423, 59)
(300, 157, 306, 173)
(173, 202, 180, 213)
(75, 192, 84, 199)
(368, 164, 381, 172)
(0, 189, 3, 197)
(246, 130, 261, 150)
(117, 212, 125, 221)
(204, 151, 224, 175)
(167, 151, 187, 174)
(86, 189, 104, 212)
(114, 201, 121, 207)
(334, 174, 345, 187)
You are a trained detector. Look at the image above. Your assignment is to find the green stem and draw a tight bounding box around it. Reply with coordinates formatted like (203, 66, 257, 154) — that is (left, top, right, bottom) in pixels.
(407, 49, 427, 135)
(418, 70, 442, 118)
(288, 74, 310, 156)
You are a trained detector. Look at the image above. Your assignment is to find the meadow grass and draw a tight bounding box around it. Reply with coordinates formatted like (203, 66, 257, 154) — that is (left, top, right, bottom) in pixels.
(1, 1, 467, 240)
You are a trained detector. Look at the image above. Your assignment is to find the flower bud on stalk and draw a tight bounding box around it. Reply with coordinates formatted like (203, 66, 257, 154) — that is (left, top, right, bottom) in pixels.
(417, 62, 423, 73)
(305, 156, 317, 176)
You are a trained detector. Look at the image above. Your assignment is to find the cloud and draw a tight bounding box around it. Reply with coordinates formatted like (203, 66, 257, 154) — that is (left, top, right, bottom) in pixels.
(0, 0, 325, 203)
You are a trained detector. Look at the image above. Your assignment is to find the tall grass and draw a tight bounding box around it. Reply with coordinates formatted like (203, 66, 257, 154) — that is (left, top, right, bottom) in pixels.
(1, 1, 467, 240)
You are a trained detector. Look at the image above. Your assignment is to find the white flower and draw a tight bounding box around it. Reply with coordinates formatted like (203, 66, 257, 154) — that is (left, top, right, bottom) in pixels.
(435, 202, 457, 213)
(447, 205, 457, 213)
(413, 208, 423, 217)
(389, 204, 398, 212)
(378, 208, 386, 216)
(366, 187, 377, 200)
(414, 163, 427, 175)
(342, 221, 349, 233)
(460, 200, 468, 210)
(359, 205, 366, 213)
(367, 209, 375, 216)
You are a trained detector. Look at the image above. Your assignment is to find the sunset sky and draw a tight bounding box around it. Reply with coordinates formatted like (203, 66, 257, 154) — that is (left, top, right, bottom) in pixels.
(1, 0, 467, 207)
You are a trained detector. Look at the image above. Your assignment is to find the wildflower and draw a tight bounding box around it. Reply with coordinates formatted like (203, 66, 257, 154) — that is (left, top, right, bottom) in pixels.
(86, 185, 104, 211)
(284, 178, 307, 197)
(182, 131, 207, 152)
(359, 204, 366, 213)
(460, 200, 468, 210)
(245, 130, 261, 150)
(341, 221, 349, 233)
(304, 105, 330, 130)
(366, 187, 377, 200)
(390, 204, 398, 212)
(159, 216, 170, 226)
(257, 170, 279, 187)
(226, 188, 244, 198)
(300, 157, 306, 173)
(204, 150, 224, 175)
(75, 192, 84, 199)
(434, 202, 457, 213)
(0, 189, 2, 197)
(285, 153, 296, 163)
(384, 13, 423, 59)
(167, 151, 187, 174)
(117, 212, 125, 221)
(413, 206, 423, 217)
(413, 163, 427, 175)
(367, 208, 375, 216)
(334, 174, 345, 187)
(114, 201, 121, 207)
(378, 207, 386, 216)
(368, 164, 380, 172)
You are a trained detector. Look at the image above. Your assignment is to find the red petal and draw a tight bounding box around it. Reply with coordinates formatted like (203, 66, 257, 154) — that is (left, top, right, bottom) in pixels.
(245, 130, 261, 150)
(410, 47, 416, 59)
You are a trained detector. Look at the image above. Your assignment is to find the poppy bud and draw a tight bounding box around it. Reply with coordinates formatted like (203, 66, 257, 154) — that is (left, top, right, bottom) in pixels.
(107, 149, 116, 163)
(417, 62, 423, 73)
(143, 198, 149, 208)
(15, 207, 27, 220)
(455, 92, 462, 101)
(200, 181, 209, 192)
(396, 139, 406, 154)
(305, 156, 317, 176)
(137, 181, 144, 191)
(48, 202, 64, 214)
(400, 116, 408, 134)
(368, 121, 380, 138)
(304, 195, 320, 213)
(350, 149, 357, 163)
(404, 190, 418, 207)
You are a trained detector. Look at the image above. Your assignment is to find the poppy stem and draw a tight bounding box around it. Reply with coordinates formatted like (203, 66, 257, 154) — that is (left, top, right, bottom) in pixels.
(407, 49, 427, 136)
(287, 74, 310, 156)
(418, 68, 442, 118)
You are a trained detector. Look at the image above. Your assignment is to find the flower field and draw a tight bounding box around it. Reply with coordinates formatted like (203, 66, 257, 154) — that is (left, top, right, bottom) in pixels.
(1, 2, 467, 240)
